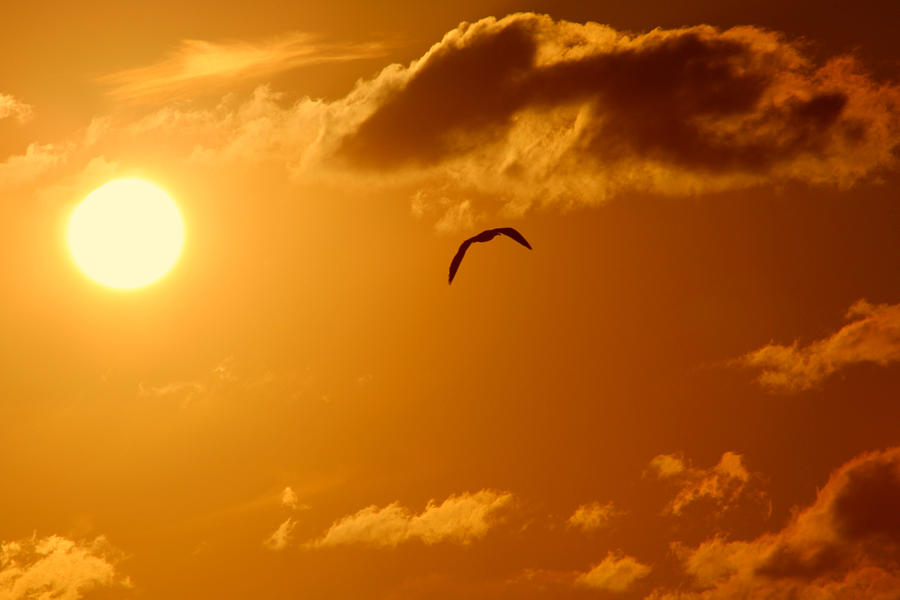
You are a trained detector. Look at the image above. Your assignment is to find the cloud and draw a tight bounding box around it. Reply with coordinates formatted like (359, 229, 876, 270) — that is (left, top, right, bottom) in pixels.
(575, 551, 651, 592)
(0, 534, 130, 600)
(263, 518, 297, 551)
(0, 94, 32, 123)
(741, 299, 900, 391)
(7, 14, 900, 226)
(136, 357, 291, 410)
(336, 13, 900, 211)
(648, 452, 760, 517)
(138, 380, 207, 407)
(567, 501, 623, 532)
(281, 486, 299, 510)
(311, 490, 513, 548)
(648, 454, 689, 479)
(648, 446, 900, 600)
(410, 191, 481, 233)
(0, 143, 70, 190)
(261, 487, 309, 550)
(99, 32, 389, 102)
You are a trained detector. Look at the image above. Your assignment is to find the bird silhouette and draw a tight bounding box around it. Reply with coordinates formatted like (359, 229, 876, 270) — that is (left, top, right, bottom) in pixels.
(448, 227, 532, 284)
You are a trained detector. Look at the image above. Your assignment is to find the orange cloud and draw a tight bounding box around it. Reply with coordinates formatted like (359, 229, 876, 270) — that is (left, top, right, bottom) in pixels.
(337, 13, 900, 208)
(742, 299, 900, 391)
(567, 501, 623, 532)
(9, 14, 900, 227)
(0, 535, 130, 600)
(135, 357, 303, 412)
(263, 518, 297, 551)
(99, 32, 389, 102)
(0, 93, 32, 123)
(575, 551, 651, 592)
(281, 486, 300, 510)
(648, 452, 760, 517)
(261, 485, 309, 551)
(648, 447, 900, 599)
(0, 143, 69, 190)
(311, 490, 513, 548)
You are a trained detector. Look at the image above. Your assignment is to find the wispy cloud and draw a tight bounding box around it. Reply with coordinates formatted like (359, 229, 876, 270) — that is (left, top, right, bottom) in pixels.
(0, 143, 69, 191)
(99, 32, 390, 102)
(136, 357, 294, 410)
(263, 518, 296, 551)
(261, 486, 308, 550)
(310, 490, 513, 548)
(741, 299, 900, 391)
(0, 534, 130, 600)
(0, 93, 32, 123)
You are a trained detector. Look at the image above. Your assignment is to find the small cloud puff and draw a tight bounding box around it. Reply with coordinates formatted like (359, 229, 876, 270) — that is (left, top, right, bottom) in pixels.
(0, 93, 32, 123)
(567, 501, 623, 532)
(281, 486, 299, 510)
(575, 551, 651, 592)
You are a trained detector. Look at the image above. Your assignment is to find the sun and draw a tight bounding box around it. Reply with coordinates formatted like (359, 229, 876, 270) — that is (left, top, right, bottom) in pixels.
(68, 178, 184, 289)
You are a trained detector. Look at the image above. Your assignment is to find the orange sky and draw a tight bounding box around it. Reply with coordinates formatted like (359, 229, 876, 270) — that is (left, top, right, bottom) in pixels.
(2, 2, 900, 599)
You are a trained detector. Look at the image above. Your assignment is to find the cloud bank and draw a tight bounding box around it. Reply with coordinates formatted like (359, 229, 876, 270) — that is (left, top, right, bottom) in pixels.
(742, 299, 900, 391)
(311, 490, 513, 548)
(336, 13, 900, 210)
(10, 13, 898, 221)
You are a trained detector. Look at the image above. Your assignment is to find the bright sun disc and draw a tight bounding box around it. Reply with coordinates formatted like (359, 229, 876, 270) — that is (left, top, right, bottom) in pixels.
(69, 178, 184, 289)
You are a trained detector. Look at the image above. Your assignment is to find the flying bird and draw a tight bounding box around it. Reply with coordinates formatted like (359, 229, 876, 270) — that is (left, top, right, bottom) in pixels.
(448, 227, 532, 284)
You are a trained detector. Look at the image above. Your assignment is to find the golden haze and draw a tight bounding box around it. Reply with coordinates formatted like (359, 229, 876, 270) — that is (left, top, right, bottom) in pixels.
(1, 1, 899, 599)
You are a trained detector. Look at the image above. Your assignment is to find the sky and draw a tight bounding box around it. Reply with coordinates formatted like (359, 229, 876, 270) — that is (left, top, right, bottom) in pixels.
(2, 1, 900, 599)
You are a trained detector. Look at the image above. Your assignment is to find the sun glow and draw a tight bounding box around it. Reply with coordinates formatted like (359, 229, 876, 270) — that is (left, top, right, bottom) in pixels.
(68, 178, 184, 289)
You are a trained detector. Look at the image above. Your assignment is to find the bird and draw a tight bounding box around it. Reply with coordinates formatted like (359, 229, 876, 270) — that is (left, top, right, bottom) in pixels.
(448, 227, 532, 284)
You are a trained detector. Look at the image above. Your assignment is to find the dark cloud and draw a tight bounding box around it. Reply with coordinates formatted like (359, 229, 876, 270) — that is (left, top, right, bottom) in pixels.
(833, 454, 900, 543)
(341, 20, 538, 167)
(755, 447, 900, 581)
(650, 447, 900, 600)
(337, 13, 900, 205)
(10, 15, 897, 222)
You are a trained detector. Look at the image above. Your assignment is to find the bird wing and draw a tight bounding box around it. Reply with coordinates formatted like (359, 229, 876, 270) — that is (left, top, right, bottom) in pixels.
(448, 227, 533, 284)
(495, 227, 532, 249)
(448, 238, 474, 284)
